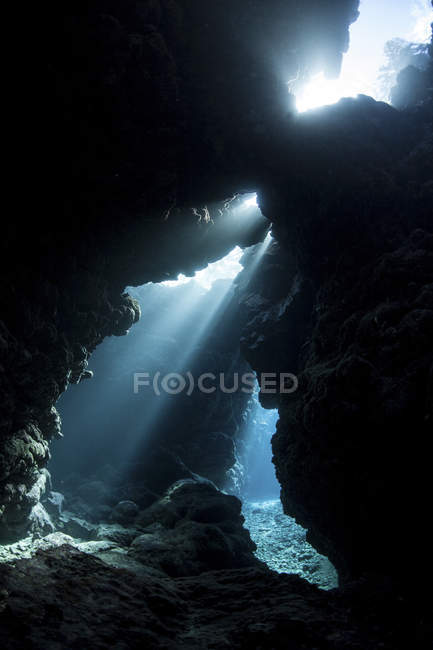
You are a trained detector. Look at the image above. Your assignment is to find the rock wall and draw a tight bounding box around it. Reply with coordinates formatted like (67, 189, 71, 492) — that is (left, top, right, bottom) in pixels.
(240, 94, 433, 582)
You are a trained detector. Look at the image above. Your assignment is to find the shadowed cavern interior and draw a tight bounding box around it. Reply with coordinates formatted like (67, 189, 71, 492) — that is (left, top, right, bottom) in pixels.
(1, 1, 432, 648)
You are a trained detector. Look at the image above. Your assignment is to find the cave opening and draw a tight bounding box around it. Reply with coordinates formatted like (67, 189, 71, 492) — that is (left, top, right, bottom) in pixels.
(10, 201, 337, 590)
(294, 0, 433, 111)
(237, 398, 337, 590)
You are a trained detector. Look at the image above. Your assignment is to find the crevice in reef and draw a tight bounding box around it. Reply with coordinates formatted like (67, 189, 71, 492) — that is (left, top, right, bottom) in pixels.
(234, 398, 338, 590)
(242, 500, 338, 590)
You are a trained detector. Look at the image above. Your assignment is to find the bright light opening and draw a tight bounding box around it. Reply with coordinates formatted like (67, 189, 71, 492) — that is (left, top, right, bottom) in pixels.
(242, 193, 258, 208)
(295, 0, 433, 112)
(162, 246, 244, 290)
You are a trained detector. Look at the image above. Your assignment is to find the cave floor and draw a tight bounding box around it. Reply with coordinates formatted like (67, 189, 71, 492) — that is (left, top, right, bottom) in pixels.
(0, 543, 416, 650)
(0, 488, 427, 648)
(242, 499, 338, 590)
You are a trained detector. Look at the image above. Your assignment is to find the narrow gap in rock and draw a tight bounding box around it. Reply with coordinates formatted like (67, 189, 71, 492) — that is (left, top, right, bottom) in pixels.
(234, 396, 338, 590)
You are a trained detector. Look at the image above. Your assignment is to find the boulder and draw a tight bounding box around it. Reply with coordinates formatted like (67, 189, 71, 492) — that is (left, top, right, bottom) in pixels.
(92, 524, 138, 547)
(130, 479, 259, 577)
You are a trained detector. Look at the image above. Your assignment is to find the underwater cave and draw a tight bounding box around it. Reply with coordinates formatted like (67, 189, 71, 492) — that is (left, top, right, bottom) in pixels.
(1, 1, 433, 648)
(48, 230, 337, 591)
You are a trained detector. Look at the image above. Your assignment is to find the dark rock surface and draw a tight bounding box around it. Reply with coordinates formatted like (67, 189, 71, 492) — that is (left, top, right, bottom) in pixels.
(129, 479, 258, 577)
(238, 97, 433, 582)
(0, 544, 430, 649)
(58, 513, 96, 541)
